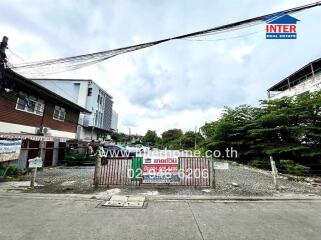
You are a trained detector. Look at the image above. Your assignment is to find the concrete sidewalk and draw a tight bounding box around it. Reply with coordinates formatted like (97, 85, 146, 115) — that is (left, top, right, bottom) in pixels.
(0, 193, 321, 240)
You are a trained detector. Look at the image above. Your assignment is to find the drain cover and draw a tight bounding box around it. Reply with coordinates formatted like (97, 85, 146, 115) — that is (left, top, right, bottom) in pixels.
(101, 195, 146, 209)
(103, 201, 125, 207)
(123, 201, 143, 207)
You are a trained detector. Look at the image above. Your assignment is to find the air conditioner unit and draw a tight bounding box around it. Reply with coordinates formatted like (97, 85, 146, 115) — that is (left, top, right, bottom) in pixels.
(36, 126, 51, 136)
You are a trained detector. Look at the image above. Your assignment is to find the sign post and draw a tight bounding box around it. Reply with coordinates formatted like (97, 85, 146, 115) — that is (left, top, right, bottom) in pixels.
(28, 157, 43, 188)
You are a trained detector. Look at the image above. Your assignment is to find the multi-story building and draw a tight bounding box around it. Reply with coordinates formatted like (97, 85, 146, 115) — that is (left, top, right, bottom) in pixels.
(32, 78, 117, 140)
(267, 57, 321, 99)
(0, 69, 89, 167)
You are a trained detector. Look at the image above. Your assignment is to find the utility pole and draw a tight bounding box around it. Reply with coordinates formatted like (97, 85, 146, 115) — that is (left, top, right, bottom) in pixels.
(194, 125, 197, 150)
(270, 156, 279, 190)
(0, 36, 8, 61)
(0, 36, 8, 81)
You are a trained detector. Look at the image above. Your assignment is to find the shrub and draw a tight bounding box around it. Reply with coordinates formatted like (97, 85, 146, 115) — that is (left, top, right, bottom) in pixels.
(4, 165, 23, 177)
(280, 160, 310, 180)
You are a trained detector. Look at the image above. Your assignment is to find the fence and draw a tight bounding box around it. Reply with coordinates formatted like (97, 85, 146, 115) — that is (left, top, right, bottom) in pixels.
(94, 156, 213, 187)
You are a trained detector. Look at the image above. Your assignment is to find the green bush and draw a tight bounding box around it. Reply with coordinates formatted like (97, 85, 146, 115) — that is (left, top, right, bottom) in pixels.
(280, 160, 310, 179)
(4, 165, 23, 177)
(249, 159, 270, 169)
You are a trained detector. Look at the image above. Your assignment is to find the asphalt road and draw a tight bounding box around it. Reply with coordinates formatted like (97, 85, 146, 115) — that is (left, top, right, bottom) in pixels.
(0, 194, 321, 240)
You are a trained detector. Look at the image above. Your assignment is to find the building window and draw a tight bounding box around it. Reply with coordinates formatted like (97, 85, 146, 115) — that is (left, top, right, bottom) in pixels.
(87, 88, 92, 96)
(16, 94, 45, 116)
(53, 106, 66, 121)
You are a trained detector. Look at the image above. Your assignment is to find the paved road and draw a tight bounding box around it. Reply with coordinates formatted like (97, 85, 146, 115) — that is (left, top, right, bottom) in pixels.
(0, 194, 321, 240)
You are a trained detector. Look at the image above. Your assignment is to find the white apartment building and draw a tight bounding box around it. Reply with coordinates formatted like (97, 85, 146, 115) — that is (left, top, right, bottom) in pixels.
(268, 57, 321, 99)
(32, 78, 118, 140)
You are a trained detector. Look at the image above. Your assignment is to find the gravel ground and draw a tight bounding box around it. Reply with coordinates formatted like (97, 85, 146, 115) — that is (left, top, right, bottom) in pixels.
(25, 166, 96, 194)
(21, 162, 321, 196)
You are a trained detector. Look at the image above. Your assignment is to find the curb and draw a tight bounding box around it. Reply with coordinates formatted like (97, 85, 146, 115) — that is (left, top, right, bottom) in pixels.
(146, 195, 321, 202)
(1, 192, 321, 202)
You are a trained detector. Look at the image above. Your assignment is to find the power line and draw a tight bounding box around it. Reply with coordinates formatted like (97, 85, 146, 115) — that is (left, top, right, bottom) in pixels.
(8, 1, 321, 77)
(7, 48, 79, 102)
(182, 9, 309, 42)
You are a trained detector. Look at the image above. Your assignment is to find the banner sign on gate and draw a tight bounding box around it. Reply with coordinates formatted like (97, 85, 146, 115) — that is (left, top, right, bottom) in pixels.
(142, 157, 180, 183)
(0, 140, 22, 162)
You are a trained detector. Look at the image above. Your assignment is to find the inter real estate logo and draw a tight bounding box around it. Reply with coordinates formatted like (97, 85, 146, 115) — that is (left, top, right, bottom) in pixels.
(266, 14, 300, 39)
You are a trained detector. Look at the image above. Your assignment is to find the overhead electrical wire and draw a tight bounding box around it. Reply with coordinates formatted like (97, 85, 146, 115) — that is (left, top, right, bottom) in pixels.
(183, 9, 310, 42)
(7, 48, 80, 102)
(8, 1, 321, 77)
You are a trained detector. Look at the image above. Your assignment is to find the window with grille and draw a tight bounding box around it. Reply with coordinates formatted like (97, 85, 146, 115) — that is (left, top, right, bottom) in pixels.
(53, 106, 66, 121)
(88, 88, 92, 96)
(16, 94, 45, 116)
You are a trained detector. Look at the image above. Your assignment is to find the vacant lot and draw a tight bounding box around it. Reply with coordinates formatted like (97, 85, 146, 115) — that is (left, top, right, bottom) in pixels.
(21, 162, 321, 196)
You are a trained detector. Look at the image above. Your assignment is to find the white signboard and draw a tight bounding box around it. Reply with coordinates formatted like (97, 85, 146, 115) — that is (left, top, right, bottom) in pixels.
(28, 157, 43, 168)
(0, 140, 22, 162)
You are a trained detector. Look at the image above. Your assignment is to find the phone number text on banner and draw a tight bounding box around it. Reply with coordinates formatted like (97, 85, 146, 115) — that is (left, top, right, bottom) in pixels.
(142, 157, 180, 183)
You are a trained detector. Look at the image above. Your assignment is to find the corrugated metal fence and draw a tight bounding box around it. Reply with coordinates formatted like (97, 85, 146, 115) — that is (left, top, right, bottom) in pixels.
(95, 156, 212, 187)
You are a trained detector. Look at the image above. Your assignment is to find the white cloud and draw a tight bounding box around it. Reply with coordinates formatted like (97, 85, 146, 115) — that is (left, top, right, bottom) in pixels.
(229, 46, 254, 63)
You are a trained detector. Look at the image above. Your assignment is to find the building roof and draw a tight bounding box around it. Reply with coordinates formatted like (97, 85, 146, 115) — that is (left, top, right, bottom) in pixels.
(266, 14, 300, 24)
(4, 69, 90, 113)
(32, 78, 113, 98)
(268, 57, 321, 92)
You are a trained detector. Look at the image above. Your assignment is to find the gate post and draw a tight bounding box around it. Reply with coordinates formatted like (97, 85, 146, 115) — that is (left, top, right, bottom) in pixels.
(210, 158, 215, 189)
(94, 152, 101, 188)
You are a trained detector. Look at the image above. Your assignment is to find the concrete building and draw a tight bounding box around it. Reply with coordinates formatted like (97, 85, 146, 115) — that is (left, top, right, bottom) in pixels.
(32, 78, 117, 140)
(267, 57, 321, 99)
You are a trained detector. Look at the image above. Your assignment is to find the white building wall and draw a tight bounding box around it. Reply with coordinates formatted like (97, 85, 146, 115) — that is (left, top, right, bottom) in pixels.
(111, 110, 118, 131)
(0, 121, 76, 139)
(269, 72, 321, 100)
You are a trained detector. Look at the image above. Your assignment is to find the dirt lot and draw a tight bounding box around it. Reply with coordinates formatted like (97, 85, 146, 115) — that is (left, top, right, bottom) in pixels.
(16, 162, 321, 196)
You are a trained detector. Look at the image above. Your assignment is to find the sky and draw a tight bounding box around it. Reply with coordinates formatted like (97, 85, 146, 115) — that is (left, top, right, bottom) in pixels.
(1, 0, 321, 135)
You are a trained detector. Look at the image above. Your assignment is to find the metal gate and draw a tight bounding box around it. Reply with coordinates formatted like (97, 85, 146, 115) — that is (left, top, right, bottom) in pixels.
(95, 156, 212, 187)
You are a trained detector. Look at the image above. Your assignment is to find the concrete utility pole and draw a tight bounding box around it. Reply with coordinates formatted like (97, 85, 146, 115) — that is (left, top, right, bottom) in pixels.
(194, 126, 197, 150)
(0, 36, 8, 61)
(0, 36, 8, 80)
(270, 156, 279, 190)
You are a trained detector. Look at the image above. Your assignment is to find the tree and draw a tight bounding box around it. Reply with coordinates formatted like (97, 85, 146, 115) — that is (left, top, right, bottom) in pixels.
(142, 130, 159, 146)
(111, 132, 130, 143)
(200, 90, 321, 174)
(180, 131, 204, 149)
(161, 129, 183, 149)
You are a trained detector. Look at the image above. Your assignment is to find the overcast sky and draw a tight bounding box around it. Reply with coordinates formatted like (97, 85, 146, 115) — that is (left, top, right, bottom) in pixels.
(1, 0, 321, 135)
